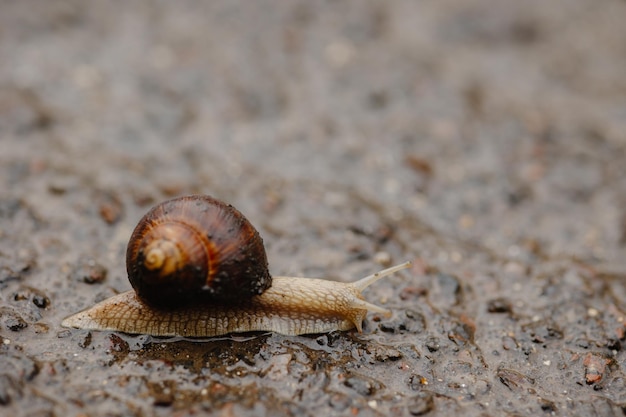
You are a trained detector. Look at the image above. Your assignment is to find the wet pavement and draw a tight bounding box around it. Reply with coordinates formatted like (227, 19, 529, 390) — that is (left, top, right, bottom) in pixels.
(1, 1, 625, 416)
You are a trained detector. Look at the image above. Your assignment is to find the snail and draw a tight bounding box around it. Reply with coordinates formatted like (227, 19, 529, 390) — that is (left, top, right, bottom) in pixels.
(62, 195, 411, 337)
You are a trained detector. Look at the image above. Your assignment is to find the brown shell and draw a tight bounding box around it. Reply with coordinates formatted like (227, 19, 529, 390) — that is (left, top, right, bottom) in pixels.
(126, 195, 272, 308)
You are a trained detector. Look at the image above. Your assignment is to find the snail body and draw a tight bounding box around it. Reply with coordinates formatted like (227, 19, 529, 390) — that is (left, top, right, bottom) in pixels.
(62, 195, 410, 337)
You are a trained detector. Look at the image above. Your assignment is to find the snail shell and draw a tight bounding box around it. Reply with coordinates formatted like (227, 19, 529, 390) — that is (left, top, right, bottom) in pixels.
(126, 195, 271, 307)
(62, 195, 411, 337)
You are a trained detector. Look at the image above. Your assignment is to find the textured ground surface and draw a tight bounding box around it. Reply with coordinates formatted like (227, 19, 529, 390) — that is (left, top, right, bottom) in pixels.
(1, 1, 625, 416)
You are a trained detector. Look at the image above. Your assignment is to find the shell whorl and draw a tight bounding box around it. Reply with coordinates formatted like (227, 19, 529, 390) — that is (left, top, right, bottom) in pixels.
(126, 195, 272, 308)
(142, 238, 182, 275)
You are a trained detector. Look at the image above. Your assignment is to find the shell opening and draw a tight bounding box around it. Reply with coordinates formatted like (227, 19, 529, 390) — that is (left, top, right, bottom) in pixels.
(143, 239, 182, 277)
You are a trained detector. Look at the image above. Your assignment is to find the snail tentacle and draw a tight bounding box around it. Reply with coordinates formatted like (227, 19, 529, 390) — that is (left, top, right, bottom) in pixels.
(353, 261, 412, 291)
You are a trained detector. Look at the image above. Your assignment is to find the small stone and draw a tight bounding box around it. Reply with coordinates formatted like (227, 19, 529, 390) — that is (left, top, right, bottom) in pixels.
(538, 397, 557, 413)
(487, 298, 512, 313)
(606, 338, 621, 351)
(0, 307, 28, 332)
(12, 286, 50, 308)
(72, 260, 107, 284)
(32, 293, 50, 308)
(407, 374, 428, 391)
(502, 336, 518, 350)
(98, 191, 124, 225)
(33, 323, 49, 334)
(78, 332, 92, 348)
(447, 320, 474, 345)
(497, 367, 535, 391)
(425, 337, 440, 352)
(56, 330, 71, 338)
(583, 353, 611, 384)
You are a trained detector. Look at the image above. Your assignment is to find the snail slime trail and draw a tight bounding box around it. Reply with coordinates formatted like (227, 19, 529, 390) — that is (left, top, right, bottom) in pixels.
(62, 195, 412, 337)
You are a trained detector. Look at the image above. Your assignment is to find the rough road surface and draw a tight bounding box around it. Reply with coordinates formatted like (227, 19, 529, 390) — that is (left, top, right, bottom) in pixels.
(1, 1, 625, 416)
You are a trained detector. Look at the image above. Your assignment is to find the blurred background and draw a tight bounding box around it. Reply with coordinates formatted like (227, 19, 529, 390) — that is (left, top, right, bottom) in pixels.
(1, 1, 625, 416)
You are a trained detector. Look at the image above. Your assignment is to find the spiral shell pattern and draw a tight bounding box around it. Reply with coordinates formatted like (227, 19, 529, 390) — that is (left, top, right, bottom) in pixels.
(126, 195, 272, 308)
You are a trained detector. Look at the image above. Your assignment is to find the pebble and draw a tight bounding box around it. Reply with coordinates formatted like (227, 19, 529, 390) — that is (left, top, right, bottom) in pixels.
(12, 286, 50, 309)
(0, 307, 28, 332)
(407, 374, 428, 391)
(98, 191, 124, 225)
(486, 298, 512, 314)
(425, 337, 441, 353)
(583, 353, 611, 384)
(71, 260, 108, 284)
(497, 367, 535, 391)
